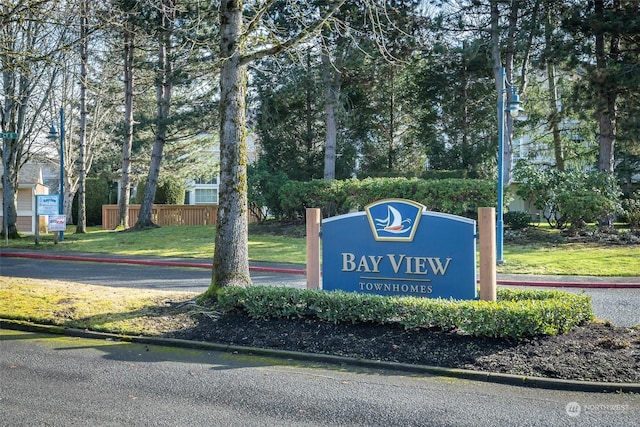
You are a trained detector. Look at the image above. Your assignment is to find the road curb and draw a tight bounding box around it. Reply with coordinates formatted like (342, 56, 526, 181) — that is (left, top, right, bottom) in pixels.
(2, 319, 639, 394)
(0, 251, 306, 275)
(494, 279, 640, 289)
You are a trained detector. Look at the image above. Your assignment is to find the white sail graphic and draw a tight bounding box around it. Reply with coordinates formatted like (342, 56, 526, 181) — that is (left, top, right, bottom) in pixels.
(375, 205, 412, 234)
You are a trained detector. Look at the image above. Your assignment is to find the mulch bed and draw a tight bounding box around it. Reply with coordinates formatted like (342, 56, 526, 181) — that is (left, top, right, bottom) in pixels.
(167, 310, 640, 384)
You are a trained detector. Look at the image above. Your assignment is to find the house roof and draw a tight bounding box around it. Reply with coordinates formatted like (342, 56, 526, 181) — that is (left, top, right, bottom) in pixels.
(0, 162, 47, 187)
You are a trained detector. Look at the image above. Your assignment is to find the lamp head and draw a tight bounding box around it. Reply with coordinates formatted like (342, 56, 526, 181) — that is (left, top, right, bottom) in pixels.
(506, 88, 524, 118)
(47, 124, 58, 140)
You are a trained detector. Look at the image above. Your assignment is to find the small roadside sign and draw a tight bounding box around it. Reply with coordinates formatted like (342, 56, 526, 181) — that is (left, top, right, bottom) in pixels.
(37, 195, 60, 216)
(48, 215, 67, 232)
(0, 132, 18, 138)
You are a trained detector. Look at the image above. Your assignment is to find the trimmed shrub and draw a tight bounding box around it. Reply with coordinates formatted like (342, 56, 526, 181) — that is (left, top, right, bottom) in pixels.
(136, 175, 186, 204)
(72, 177, 111, 226)
(504, 211, 531, 230)
(279, 179, 354, 221)
(556, 190, 617, 232)
(212, 286, 593, 339)
(420, 169, 470, 180)
(156, 175, 185, 204)
(277, 177, 495, 221)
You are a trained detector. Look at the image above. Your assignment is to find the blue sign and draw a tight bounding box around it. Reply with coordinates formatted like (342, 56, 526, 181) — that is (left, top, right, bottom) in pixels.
(36, 195, 60, 216)
(322, 199, 477, 300)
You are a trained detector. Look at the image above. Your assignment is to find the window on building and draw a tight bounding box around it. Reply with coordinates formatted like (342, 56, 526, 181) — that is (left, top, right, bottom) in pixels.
(195, 188, 218, 204)
(195, 176, 218, 185)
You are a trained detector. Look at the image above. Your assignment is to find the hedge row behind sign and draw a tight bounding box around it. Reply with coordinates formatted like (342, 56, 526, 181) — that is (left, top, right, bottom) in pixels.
(322, 199, 477, 300)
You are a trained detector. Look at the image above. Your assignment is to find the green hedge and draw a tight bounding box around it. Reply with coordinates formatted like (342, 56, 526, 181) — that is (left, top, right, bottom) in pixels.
(278, 177, 495, 221)
(504, 211, 531, 230)
(137, 175, 186, 204)
(279, 179, 354, 219)
(212, 286, 593, 339)
(72, 177, 112, 226)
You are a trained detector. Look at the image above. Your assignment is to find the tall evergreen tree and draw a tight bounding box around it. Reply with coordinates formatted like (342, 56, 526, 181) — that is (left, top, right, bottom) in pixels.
(134, 0, 177, 230)
(561, 0, 640, 175)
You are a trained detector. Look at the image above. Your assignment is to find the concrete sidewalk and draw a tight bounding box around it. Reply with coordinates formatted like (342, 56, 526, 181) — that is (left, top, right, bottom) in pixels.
(1, 247, 639, 288)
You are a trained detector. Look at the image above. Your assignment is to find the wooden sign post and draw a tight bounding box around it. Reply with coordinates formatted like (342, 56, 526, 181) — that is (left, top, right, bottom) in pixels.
(478, 207, 497, 302)
(306, 208, 321, 289)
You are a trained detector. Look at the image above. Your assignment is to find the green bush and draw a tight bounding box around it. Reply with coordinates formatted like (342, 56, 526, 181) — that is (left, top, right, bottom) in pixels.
(72, 177, 111, 226)
(513, 164, 621, 230)
(504, 211, 531, 230)
(556, 190, 617, 232)
(136, 175, 185, 204)
(156, 175, 185, 204)
(277, 177, 495, 221)
(420, 169, 469, 180)
(212, 286, 593, 339)
(248, 158, 289, 221)
(621, 192, 640, 231)
(279, 179, 354, 220)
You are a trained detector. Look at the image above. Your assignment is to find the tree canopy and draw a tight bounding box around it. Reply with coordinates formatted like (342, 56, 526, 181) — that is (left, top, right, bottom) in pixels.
(1, 0, 638, 286)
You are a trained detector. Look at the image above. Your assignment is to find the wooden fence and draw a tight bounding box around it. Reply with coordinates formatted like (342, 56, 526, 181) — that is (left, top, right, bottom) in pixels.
(102, 204, 220, 229)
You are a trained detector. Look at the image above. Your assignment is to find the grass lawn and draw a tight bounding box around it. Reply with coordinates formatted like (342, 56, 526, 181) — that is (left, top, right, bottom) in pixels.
(4, 224, 639, 276)
(500, 243, 639, 276)
(0, 277, 196, 335)
(7, 225, 308, 265)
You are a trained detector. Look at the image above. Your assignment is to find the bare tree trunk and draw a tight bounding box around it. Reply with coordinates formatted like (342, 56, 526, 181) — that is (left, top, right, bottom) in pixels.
(541, 4, 564, 171)
(491, 0, 521, 186)
(491, 0, 504, 183)
(135, 0, 174, 229)
(1, 67, 19, 238)
(76, 0, 88, 233)
(1, 146, 19, 238)
(305, 49, 315, 177)
(117, 23, 134, 229)
(211, 0, 251, 289)
(207, 0, 347, 293)
(1, 3, 68, 237)
(461, 52, 469, 170)
(547, 63, 564, 171)
(595, 0, 617, 174)
(598, 110, 616, 173)
(502, 0, 520, 186)
(322, 43, 338, 181)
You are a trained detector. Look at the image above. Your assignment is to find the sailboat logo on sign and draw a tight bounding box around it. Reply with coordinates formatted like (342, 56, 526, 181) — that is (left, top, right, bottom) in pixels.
(365, 199, 425, 242)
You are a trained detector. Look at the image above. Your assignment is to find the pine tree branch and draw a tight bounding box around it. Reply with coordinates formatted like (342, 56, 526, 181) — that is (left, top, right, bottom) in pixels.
(240, 0, 347, 66)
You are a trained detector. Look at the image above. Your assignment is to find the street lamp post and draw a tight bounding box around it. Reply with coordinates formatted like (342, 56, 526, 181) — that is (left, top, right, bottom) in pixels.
(47, 108, 65, 242)
(496, 67, 523, 264)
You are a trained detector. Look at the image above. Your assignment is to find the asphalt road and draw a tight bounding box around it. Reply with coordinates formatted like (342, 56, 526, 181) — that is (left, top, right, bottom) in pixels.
(1, 330, 638, 427)
(0, 255, 307, 292)
(2, 255, 639, 326)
